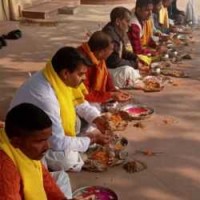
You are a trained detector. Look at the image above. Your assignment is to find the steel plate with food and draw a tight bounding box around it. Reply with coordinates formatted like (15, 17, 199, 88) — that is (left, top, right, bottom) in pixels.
(103, 112, 129, 131)
(120, 104, 154, 120)
(161, 68, 188, 78)
(143, 76, 164, 92)
(83, 136, 128, 172)
(73, 186, 118, 200)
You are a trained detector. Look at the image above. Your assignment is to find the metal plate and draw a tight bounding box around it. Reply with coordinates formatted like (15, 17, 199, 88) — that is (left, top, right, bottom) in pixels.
(73, 186, 118, 200)
(120, 104, 154, 120)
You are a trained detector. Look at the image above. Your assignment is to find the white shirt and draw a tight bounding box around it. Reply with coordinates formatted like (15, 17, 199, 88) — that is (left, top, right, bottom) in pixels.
(10, 71, 101, 152)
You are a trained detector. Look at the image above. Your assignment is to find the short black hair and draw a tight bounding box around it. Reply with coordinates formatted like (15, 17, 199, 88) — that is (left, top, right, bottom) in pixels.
(88, 31, 112, 52)
(5, 103, 52, 138)
(51, 46, 91, 73)
(152, 0, 162, 5)
(136, 0, 153, 9)
(110, 7, 131, 24)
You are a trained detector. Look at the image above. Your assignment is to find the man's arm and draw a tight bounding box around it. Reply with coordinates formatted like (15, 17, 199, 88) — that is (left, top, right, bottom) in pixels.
(84, 69, 113, 103)
(76, 101, 101, 124)
(39, 97, 91, 152)
(128, 24, 156, 56)
(0, 151, 22, 200)
(106, 50, 135, 68)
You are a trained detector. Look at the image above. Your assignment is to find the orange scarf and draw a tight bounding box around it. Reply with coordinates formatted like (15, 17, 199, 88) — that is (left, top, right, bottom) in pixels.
(80, 43, 108, 92)
(141, 18, 154, 46)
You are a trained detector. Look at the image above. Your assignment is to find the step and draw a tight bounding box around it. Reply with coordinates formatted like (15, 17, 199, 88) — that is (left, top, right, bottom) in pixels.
(22, 0, 80, 19)
(58, 6, 80, 15)
(22, 0, 51, 8)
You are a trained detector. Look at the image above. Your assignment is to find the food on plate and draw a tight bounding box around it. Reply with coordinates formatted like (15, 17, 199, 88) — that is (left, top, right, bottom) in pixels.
(127, 107, 148, 115)
(73, 186, 118, 200)
(104, 112, 128, 131)
(161, 69, 187, 78)
(90, 151, 110, 166)
(120, 104, 154, 120)
(143, 78, 162, 92)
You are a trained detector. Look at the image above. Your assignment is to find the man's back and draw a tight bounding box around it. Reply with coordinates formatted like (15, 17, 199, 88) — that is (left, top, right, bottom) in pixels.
(10, 71, 58, 111)
(9, 72, 68, 151)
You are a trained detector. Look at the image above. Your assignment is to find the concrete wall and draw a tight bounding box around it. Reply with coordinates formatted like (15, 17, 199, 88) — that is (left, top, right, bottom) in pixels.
(0, 0, 51, 20)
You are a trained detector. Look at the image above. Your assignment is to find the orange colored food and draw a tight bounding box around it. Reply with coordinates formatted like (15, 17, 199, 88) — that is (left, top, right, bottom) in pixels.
(90, 151, 109, 165)
(110, 113, 122, 123)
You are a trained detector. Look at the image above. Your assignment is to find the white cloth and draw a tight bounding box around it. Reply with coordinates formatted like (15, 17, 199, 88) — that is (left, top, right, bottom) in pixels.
(10, 71, 101, 152)
(51, 171, 73, 199)
(44, 149, 84, 172)
(76, 101, 100, 124)
(41, 157, 73, 198)
(185, 0, 198, 24)
(109, 66, 141, 89)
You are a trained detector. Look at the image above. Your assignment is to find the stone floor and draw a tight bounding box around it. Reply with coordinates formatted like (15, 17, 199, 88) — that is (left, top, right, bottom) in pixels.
(0, 3, 200, 200)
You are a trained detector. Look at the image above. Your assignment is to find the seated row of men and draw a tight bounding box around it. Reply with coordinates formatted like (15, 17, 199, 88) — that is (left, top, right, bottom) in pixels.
(0, 0, 191, 199)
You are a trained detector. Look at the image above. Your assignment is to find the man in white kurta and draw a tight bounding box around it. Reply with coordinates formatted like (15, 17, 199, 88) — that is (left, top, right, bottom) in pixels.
(10, 47, 109, 172)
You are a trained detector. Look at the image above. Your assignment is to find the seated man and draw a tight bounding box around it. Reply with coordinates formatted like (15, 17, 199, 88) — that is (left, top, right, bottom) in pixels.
(159, 0, 172, 30)
(0, 103, 67, 199)
(78, 31, 131, 104)
(152, 0, 165, 33)
(128, 0, 158, 56)
(102, 6, 143, 89)
(159, 0, 180, 33)
(152, 0, 174, 38)
(168, 0, 185, 25)
(10, 47, 110, 172)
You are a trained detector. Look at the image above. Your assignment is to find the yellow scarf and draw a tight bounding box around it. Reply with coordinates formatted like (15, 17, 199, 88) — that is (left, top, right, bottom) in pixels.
(137, 54, 152, 65)
(43, 61, 87, 136)
(80, 43, 108, 92)
(159, 5, 169, 28)
(0, 129, 47, 200)
(141, 19, 154, 46)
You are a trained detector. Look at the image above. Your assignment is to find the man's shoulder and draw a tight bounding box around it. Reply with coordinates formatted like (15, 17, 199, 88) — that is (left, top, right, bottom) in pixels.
(0, 150, 20, 177)
(0, 150, 22, 199)
(17, 71, 55, 98)
(102, 22, 114, 33)
(28, 71, 51, 90)
(0, 150, 16, 167)
(102, 22, 120, 41)
(10, 71, 58, 112)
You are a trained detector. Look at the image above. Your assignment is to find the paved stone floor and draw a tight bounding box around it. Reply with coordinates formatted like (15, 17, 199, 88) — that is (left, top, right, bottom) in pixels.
(0, 3, 200, 200)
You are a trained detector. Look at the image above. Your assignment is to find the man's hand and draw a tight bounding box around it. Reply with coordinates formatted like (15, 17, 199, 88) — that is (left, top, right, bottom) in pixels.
(93, 116, 107, 134)
(86, 129, 111, 145)
(111, 91, 131, 102)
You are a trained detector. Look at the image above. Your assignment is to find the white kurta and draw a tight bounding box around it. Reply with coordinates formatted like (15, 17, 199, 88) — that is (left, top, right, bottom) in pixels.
(10, 71, 101, 171)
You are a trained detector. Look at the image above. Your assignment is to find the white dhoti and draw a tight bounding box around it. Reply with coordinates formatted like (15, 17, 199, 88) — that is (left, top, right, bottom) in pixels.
(185, 0, 199, 24)
(51, 171, 73, 199)
(43, 149, 84, 172)
(109, 66, 142, 89)
(41, 157, 73, 199)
